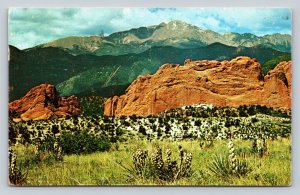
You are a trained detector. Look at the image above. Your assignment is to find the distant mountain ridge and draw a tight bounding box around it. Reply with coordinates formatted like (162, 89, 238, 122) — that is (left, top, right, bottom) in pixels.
(36, 20, 291, 56)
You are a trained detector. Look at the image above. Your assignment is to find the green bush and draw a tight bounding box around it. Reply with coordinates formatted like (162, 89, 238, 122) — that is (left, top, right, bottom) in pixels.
(79, 96, 104, 116)
(263, 54, 291, 75)
(208, 155, 252, 178)
(59, 130, 111, 154)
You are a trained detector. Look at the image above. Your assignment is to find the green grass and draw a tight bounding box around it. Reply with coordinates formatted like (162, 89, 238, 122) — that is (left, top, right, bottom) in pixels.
(13, 138, 291, 186)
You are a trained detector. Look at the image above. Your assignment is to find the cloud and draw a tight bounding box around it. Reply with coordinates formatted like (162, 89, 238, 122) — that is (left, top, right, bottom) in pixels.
(8, 8, 292, 49)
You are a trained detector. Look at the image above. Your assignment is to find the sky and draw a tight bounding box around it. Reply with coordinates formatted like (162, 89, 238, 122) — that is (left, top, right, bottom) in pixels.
(8, 8, 292, 49)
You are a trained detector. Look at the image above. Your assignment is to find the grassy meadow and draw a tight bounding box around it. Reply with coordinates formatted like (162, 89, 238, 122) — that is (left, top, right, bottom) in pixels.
(12, 138, 291, 186)
(9, 105, 292, 186)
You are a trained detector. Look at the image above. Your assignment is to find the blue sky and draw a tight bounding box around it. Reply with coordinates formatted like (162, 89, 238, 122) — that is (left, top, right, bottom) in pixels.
(8, 8, 292, 49)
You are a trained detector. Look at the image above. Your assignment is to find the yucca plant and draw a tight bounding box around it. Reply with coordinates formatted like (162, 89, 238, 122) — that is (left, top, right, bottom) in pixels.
(8, 146, 28, 186)
(207, 155, 231, 178)
(33, 142, 41, 162)
(208, 138, 252, 178)
(235, 160, 252, 176)
(208, 154, 252, 178)
(53, 140, 63, 161)
(118, 145, 193, 182)
(252, 137, 268, 158)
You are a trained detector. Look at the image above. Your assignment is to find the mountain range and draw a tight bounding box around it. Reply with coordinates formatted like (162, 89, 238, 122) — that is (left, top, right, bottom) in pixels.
(9, 20, 291, 101)
(36, 20, 291, 56)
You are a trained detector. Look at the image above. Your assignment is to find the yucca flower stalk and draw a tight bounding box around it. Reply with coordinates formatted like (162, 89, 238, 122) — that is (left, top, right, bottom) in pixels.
(151, 147, 164, 170)
(54, 140, 63, 161)
(262, 137, 268, 152)
(165, 148, 172, 170)
(166, 148, 179, 178)
(9, 145, 27, 185)
(174, 144, 185, 179)
(9, 146, 17, 180)
(132, 149, 148, 170)
(228, 136, 237, 174)
(182, 152, 192, 175)
(33, 142, 41, 162)
(256, 137, 268, 157)
(252, 138, 258, 152)
(256, 138, 264, 157)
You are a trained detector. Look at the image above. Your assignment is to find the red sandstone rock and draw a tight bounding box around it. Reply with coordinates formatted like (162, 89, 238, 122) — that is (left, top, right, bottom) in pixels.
(104, 56, 291, 116)
(9, 83, 80, 121)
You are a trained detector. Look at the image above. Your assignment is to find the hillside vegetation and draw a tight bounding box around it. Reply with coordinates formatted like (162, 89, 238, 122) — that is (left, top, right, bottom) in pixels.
(9, 44, 289, 101)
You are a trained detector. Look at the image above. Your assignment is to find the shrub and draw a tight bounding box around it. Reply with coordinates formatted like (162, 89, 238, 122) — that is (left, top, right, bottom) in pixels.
(39, 135, 56, 152)
(138, 125, 147, 135)
(59, 130, 111, 154)
(79, 96, 104, 116)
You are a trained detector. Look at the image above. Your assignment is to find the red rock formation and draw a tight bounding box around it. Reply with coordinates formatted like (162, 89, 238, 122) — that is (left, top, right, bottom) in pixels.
(9, 83, 80, 121)
(104, 56, 291, 116)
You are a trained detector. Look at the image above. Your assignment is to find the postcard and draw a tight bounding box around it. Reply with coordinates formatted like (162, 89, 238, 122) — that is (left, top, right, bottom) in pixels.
(8, 8, 291, 186)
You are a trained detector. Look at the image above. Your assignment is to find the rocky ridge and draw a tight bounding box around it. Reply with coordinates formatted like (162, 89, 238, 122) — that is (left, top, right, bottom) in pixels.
(104, 56, 291, 116)
(9, 83, 80, 121)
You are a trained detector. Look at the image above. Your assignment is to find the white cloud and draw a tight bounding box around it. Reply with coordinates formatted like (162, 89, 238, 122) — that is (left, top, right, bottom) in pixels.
(8, 8, 291, 49)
